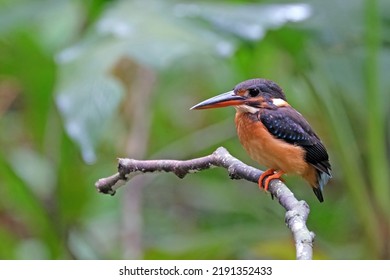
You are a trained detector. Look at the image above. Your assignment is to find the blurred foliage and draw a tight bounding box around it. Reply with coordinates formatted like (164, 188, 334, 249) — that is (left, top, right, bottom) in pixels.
(0, 0, 389, 260)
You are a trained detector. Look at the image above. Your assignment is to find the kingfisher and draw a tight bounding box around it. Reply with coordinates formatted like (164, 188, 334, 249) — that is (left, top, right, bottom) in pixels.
(191, 78, 332, 202)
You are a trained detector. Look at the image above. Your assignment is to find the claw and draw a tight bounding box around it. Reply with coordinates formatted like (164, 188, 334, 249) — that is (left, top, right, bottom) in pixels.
(258, 169, 275, 191)
(262, 170, 285, 191)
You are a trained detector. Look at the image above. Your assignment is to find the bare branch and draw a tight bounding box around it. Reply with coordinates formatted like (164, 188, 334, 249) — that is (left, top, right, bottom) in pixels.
(95, 146, 314, 260)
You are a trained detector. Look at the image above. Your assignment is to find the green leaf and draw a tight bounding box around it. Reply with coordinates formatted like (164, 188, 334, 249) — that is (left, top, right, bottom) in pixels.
(0, 0, 81, 51)
(8, 147, 56, 198)
(55, 51, 123, 163)
(175, 2, 311, 41)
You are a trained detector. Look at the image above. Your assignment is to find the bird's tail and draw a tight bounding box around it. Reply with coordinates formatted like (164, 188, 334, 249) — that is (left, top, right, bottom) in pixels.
(312, 169, 332, 203)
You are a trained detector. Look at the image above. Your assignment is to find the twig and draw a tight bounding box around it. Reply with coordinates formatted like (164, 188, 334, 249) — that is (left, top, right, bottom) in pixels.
(95, 146, 315, 260)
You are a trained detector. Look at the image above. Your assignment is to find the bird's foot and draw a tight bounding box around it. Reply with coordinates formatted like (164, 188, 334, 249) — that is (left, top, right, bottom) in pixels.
(258, 169, 285, 191)
(258, 169, 275, 191)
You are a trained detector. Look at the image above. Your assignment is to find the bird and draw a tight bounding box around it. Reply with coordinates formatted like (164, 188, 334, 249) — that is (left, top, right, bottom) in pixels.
(190, 78, 332, 202)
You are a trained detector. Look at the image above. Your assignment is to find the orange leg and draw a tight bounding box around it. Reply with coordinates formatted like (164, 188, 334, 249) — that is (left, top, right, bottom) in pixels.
(258, 169, 275, 190)
(262, 170, 285, 191)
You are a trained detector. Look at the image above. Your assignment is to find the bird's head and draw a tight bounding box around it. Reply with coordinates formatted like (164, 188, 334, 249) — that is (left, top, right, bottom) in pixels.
(191, 78, 288, 113)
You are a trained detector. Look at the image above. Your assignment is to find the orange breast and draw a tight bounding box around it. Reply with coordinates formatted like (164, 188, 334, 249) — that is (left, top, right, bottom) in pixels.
(235, 112, 311, 177)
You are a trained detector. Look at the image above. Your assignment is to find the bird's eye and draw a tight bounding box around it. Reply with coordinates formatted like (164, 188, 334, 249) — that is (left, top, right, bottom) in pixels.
(248, 88, 260, 97)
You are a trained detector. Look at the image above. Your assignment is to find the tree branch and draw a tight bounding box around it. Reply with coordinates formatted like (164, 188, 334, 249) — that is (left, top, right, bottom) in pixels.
(95, 146, 315, 260)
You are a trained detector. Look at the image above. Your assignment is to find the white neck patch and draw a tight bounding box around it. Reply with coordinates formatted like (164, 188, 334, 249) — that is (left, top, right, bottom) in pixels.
(272, 98, 288, 107)
(234, 105, 259, 114)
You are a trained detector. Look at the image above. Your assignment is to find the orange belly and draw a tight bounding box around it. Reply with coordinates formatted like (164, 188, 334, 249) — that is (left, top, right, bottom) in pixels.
(235, 112, 312, 178)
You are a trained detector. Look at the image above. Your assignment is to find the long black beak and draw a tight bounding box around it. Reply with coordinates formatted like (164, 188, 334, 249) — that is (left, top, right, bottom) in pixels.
(190, 91, 246, 110)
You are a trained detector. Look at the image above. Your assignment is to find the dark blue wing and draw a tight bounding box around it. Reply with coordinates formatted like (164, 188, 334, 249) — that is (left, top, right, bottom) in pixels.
(259, 106, 331, 175)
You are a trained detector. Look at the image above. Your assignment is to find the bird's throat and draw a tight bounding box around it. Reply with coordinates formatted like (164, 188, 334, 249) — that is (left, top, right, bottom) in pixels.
(234, 104, 259, 114)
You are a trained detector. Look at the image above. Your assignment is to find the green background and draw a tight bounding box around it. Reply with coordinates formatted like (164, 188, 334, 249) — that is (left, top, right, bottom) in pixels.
(0, 0, 389, 259)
